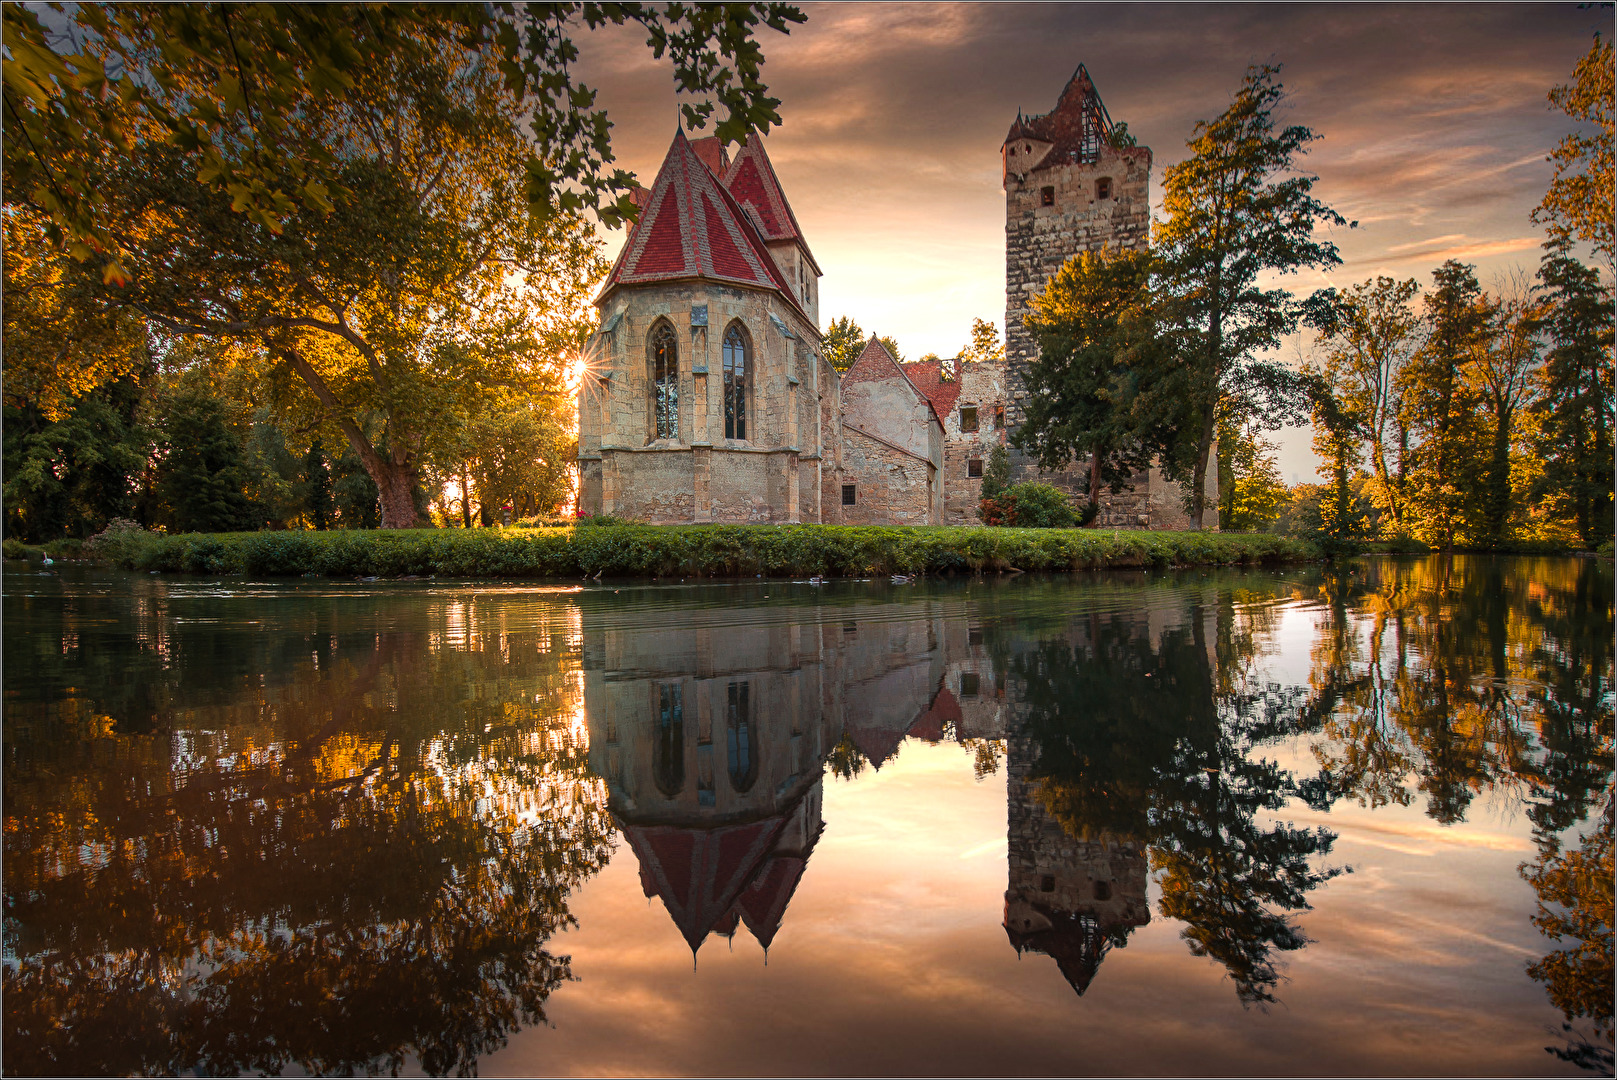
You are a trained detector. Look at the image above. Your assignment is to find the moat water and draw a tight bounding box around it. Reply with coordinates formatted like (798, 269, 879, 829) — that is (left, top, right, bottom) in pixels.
(3, 556, 1611, 1077)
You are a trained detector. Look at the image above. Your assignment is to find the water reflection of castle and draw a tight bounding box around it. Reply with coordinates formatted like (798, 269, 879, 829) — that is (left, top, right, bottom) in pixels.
(581, 599, 1178, 992)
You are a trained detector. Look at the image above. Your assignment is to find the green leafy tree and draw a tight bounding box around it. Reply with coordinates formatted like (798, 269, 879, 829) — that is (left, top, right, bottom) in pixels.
(2, 3, 805, 283)
(1304, 277, 1422, 532)
(980, 442, 1011, 499)
(154, 390, 261, 534)
(1019, 248, 1178, 511)
(1398, 261, 1494, 551)
(820, 315, 864, 372)
(1467, 286, 1543, 548)
(958, 317, 1005, 365)
(1152, 63, 1350, 529)
(1533, 242, 1615, 547)
(2, 376, 152, 542)
(1532, 33, 1615, 275)
(1216, 419, 1287, 532)
(303, 438, 334, 530)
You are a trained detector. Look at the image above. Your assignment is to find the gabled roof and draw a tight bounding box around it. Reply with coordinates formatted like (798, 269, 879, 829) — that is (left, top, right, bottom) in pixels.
(596, 129, 807, 319)
(687, 135, 730, 178)
(845, 339, 947, 427)
(899, 359, 963, 424)
(1003, 64, 1148, 170)
(723, 134, 820, 274)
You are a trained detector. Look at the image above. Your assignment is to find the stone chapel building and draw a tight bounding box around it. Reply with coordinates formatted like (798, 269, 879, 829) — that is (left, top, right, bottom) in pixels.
(577, 64, 1215, 528)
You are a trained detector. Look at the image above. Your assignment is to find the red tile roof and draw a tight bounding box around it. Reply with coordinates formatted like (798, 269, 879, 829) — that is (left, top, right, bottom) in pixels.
(899, 360, 962, 425)
(597, 129, 808, 320)
(722, 135, 819, 273)
(687, 135, 730, 178)
(620, 816, 787, 953)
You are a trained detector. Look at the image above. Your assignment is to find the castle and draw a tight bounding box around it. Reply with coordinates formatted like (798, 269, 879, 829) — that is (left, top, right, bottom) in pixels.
(577, 64, 1213, 529)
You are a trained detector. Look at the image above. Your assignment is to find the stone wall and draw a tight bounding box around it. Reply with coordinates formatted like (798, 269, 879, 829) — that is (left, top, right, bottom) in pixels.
(578, 279, 821, 522)
(836, 429, 935, 526)
(938, 361, 1008, 525)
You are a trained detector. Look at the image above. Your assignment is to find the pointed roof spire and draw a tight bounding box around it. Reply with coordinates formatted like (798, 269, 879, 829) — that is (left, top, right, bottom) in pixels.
(596, 129, 808, 316)
(722, 133, 819, 272)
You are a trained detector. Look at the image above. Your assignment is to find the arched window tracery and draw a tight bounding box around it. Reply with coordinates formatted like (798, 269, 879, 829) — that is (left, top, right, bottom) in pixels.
(726, 681, 758, 794)
(722, 323, 749, 441)
(650, 321, 679, 440)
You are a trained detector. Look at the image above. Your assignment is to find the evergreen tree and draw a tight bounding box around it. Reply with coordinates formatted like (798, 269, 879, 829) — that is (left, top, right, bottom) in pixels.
(156, 391, 259, 533)
(1533, 243, 1616, 546)
(304, 439, 335, 530)
(820, 316, 865, 372)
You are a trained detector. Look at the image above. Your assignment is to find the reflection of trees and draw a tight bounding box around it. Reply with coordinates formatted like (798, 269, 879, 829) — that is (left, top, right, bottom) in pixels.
(4, 601, 612, 1077)
(1520, 789, 1615, 1073)
(1303, 557, 1614, 830)
(1005, 587, 1345, 1005)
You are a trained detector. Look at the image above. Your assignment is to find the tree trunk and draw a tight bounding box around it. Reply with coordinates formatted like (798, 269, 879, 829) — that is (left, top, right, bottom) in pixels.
(460, 470, 474, 529)
(280, 346, 420, 529)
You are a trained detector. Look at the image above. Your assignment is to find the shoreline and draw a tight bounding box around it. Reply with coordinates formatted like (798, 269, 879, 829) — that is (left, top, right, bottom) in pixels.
(8, 524, 1324, 579)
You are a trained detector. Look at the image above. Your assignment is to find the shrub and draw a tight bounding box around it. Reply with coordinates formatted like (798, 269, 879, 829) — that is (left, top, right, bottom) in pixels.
(980, 482, 1081, 528)
(3, 538, 29, 560)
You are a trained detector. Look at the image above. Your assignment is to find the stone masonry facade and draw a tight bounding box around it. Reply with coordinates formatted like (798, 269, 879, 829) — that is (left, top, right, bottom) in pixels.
(577, 63, 1217, 529)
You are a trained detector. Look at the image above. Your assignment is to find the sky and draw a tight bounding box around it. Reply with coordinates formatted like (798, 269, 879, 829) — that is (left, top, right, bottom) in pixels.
(571, 3, 1607, 483)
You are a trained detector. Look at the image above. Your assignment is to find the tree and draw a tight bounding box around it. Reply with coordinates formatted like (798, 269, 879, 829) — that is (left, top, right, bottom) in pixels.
(155, 390, 261, 534)
(1533, 33, 1615, 275)
(1018, 247, 1173, 509)
(303, 438, 334, 530)
(1153, 63, 1350, 529)
(874, 334, 905, 363)
(820, 315, 864, 372)
(2, 3, 805, 284)
(1533, 242, 1615, 547)
(1468, 283, 1544, 548)
(1217, 419, 1287, 532)
(959, 317, 1005, 365)
(1398, 261, 1494, 551)
(4, 4, 803, 528)
(1304, 276, 1422, 531)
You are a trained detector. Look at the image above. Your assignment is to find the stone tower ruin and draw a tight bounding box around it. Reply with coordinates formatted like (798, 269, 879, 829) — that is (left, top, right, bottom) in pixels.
(1001, 65, 1215, 529)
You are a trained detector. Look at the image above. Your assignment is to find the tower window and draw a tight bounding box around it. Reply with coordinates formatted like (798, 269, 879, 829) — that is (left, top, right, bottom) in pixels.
(960, 672, 980, 697)
(1040, 875, 1056, 893)
(1040, 186, 1055, 207)
(968, 458, 983, 478)
(842, 484, 857, 506)
(722, 323, 748, 440)
(1094, 880, 1113, 901)
(960, 406, 978, 432)
(1096, 177, 1112, 200)
(995, 404, 1005, 428)
(650, 321, 679, 440)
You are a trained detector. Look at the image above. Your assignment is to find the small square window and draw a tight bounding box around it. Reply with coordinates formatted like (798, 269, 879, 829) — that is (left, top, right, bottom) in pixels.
(968, 458, 983, 478)
(960, 672, 980, 697)
(1096, 177, 1112, 200)
(968, 627, 983, 646)
(1040, 875, 1056, 893)
(1040, 186, 1055, 207)
(842, 484, 857, 506)
(960, 407, 978, 432)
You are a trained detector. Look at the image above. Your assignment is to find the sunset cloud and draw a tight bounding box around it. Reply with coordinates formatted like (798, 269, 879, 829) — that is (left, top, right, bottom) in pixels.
(571, 2, 1604, 477)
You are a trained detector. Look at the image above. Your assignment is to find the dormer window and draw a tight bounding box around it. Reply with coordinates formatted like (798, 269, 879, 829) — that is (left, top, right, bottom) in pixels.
(1040, 186, 1055, 207)
(1096, 177, 1112, 200)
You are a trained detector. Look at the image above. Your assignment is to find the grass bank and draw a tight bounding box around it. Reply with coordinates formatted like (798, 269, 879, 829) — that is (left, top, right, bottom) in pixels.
(47, 524, 1321, 579)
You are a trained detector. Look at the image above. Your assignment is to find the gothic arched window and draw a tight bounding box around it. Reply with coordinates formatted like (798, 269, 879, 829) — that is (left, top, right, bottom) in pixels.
(650, 321, 678, 440)
(726, 681, 758, 794)
(654, 682, 684, 797)
(722, 323, 749, 440)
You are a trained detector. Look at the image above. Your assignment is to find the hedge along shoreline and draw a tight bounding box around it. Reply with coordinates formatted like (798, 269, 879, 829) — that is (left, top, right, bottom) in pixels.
(69, 524, 1323, 579)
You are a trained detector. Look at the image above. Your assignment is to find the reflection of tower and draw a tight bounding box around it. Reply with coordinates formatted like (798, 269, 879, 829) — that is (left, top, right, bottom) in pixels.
(1002, 728, 1149, 996)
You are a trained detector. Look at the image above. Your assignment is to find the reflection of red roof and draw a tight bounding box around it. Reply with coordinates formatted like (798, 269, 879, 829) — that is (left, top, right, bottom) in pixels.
(899, 360, 963, 425)
(597, 129, 807, 319)
(1002, 64, 1150, 172)
(908, 684, 963, 743)
(620, 816, 786, 952)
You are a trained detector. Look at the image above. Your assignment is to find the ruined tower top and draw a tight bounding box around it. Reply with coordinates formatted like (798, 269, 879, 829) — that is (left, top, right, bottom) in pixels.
(1002, 65, 1146, 186)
